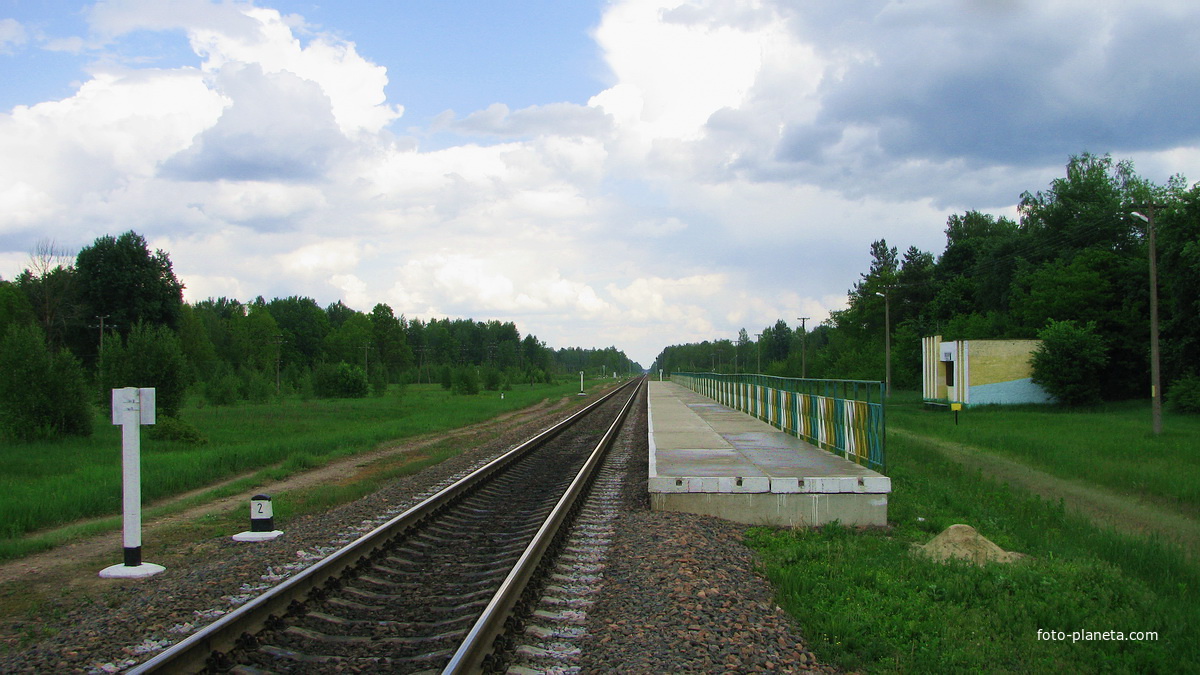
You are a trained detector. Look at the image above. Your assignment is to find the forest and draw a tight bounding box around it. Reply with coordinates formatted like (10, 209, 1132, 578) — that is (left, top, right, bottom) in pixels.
(653, 153, 1200, 410)
(0, 233, 638, 440)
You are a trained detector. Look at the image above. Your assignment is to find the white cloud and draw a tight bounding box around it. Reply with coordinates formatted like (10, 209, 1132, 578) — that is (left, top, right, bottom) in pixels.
(448, 102, 613, 138)
(278, 240, 362, 277)
(162, 62, 347, 182)
(386, 253, 613, 320)
(187, 6, 400, 134)
(0, 182, 58, 229)
(5, 0, 1200, 369)
(0, 68, 223, 205)
(0, 18, 26, 53)
(88, 1, 400, 134)
(590, 0, 772, 141)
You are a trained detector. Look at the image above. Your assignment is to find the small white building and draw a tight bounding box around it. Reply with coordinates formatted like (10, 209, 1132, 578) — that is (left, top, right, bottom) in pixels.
(922, 336, 1055, 406)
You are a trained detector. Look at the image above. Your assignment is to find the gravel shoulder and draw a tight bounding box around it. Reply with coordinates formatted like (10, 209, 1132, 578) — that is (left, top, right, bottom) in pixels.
(577, 390, 835, 673)
(1, 387, 835, 673)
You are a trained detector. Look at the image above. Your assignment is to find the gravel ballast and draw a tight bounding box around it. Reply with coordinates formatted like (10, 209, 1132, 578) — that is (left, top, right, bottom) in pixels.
(0, 387, 835, 673)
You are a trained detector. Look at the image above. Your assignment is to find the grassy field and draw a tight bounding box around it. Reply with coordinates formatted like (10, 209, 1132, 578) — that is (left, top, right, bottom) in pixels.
(887, 392, 1200, 516)
(747, 396, 1200, 673)
(0, 379, 604, 561)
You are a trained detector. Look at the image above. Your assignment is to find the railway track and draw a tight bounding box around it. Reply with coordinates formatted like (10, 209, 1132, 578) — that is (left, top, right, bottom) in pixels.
(132, 377, 644, 674)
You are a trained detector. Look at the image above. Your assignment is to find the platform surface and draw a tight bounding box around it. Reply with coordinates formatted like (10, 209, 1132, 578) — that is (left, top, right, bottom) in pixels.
(647, 380, 890, 526)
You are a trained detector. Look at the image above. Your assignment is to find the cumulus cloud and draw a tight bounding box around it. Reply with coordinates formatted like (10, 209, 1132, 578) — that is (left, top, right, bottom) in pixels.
(447, 102, 613, 138)
(4, 0, 1199, 366)
(386, 253, 613, 319)
(0, 67, 224, 229)
(757, 0, 1200, 204)
(162, 63, 348, 182)
(0, 18, 26, 53)
(277, 239, 363, 277)
(89, 0, 400, 133)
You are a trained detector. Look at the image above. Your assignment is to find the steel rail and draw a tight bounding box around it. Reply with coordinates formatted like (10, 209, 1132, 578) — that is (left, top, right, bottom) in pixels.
(131, 378, 638, 674)
(443, 376, 643, 674)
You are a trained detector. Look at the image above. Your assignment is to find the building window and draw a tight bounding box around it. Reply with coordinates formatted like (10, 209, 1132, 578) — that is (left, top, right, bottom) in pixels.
(946, 361, 955, 387)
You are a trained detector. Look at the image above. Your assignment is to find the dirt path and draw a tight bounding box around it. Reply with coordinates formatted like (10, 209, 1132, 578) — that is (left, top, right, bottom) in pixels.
(893, 427, 1200, 559)
(0, 396, 569, 587)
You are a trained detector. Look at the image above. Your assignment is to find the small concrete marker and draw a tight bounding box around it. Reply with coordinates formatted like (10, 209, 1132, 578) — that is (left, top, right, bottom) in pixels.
(100, 387, 165, 579)
(233, 494, 283, 542)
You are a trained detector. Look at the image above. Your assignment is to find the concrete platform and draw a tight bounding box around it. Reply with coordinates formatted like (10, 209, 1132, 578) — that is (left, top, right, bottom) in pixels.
(648, 381, 890, 527)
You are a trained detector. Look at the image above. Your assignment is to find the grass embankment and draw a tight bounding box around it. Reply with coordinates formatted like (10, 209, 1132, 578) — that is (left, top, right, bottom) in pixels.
(748, 395, 1199, 673)
(0, 380, 600, 561)
(888, 393, 1200, 516)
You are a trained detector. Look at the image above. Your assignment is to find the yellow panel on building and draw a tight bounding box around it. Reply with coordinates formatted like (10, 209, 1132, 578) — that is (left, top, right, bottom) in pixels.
(921, 336, 1054, 407)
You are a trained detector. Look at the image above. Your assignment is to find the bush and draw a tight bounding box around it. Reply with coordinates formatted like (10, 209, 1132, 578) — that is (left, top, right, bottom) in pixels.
(0, 324, 94, 440)
(452, 367, 481, 395)
(368, 366, 388, 397)
(240, 369, 274, 403)
(1031, 320, 1108, 407)
(481, 366, 502, 391)
(203, 371, 241, 407)
(1168, 375, 1200, 414)
(147, 415, 208, 445)
(313, 362, 368, 398)
(101, 322, 188, 417)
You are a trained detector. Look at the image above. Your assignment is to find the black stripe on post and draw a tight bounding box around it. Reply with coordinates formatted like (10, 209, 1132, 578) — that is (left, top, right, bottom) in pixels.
(123, 546, 142, 567)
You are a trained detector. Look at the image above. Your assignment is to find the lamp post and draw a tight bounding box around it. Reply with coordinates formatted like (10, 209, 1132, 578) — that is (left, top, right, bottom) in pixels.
(875, 290, 891, 397)
(1132, 207, 1163, 435)
(797, 317, 809, 379)
(755, 332, 762, 373)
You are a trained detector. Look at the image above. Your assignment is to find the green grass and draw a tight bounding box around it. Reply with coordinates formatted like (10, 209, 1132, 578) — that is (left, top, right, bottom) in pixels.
(0, 380, 601, 560)
(746, 409, 1200, 673)
(887, 392, 1200, 515)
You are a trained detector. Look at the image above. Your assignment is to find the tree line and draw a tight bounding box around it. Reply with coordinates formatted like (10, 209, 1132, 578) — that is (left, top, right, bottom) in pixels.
(0, 232, 640, 440)
(654, 153, 1200, 411)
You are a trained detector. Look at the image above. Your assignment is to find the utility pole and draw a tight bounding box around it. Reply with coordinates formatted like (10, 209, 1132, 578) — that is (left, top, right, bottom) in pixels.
(797, 317, 810, 379)
(96, 315, 110, 353)
(93, 315, 113, 399)
(755, 332, 762, 373)
(1132, 205, 1166, 435)
(272, 334, 283, 395)
(875, 290, 891, 397)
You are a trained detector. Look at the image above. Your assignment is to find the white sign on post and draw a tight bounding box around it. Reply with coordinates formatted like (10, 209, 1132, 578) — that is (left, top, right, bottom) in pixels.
(100, 387, 165, 579)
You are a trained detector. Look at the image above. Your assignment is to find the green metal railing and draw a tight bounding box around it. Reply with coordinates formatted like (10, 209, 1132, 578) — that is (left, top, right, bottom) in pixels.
(671, 372, 886, 474)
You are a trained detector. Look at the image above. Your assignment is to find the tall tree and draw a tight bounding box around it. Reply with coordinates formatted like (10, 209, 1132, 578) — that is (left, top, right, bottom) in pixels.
(15, 239, 81, 350)
(369, 303, 412, 382)
(101, 322, 188, 417)
(1018, 152, 1148, 259)
(75, 231, 184, 337)
(0, 280, 35, 336)
(0, 324, 94, 440)
(177, 303, 218, 383)
(1159, 182, 1200, 384)
(266, 296, 329, 369)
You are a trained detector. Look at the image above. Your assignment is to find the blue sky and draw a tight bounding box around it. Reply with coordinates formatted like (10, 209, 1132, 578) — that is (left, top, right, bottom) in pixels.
(263, 1, 607, 126)
(2, 0, 1199, 366)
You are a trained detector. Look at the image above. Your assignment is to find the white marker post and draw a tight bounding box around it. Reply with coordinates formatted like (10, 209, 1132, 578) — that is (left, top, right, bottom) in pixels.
(232, 494, 283, 542)
(100, 387, 164, 579)
(578, 370, 586, 396)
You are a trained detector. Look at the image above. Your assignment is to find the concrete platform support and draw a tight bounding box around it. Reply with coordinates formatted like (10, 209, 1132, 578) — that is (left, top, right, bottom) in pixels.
(648, 381, 890, 527)
(650, 492, 889, 528)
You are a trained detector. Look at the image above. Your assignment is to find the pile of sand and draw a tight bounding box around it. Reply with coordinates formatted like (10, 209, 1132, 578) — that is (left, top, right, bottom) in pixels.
(912, 524, 1026, 565)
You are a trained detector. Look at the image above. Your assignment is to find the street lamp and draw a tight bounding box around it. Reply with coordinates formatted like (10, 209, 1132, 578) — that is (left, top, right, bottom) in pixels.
(1132, 208, 1163, 435)
(875, 290, 891, 397)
